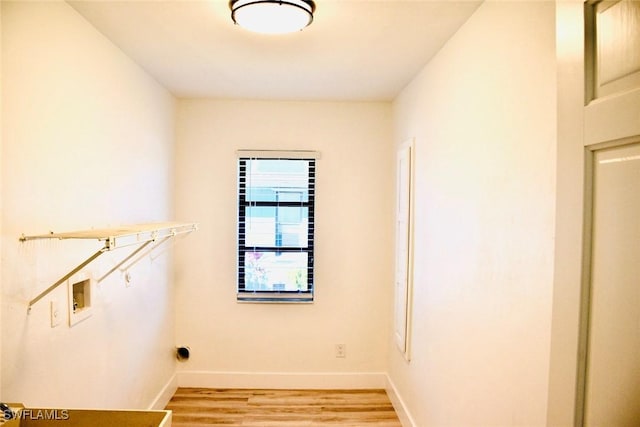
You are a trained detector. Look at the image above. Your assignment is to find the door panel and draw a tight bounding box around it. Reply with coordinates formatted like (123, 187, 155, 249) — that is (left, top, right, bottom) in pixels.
(584, 143, 640, 426)
(584, 0, 640, 145)
(591, 0, 640, 99)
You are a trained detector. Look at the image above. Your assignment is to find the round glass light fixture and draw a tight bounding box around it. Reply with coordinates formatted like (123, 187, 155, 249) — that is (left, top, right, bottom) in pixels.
(230, 0, 316, 35)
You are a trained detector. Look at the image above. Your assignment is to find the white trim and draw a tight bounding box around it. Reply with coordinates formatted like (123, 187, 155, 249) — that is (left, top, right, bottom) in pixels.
(176, 370, 386, 390)
(237, 292, 313, 303)
(148, 373, 178, 410)
(237, 149, 321, 159)
(394, 138, 415, 361)
(385, 374, 417, 427)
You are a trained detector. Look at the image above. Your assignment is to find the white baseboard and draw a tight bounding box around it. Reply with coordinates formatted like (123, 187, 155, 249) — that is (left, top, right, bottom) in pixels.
(176, 370, 387, 390)
(149, 373, 178, 410)
(385, 374, 417, 427)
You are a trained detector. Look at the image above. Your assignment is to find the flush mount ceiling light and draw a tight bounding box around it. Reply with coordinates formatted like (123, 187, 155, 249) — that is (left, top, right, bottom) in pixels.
(230, 0, 316, 35)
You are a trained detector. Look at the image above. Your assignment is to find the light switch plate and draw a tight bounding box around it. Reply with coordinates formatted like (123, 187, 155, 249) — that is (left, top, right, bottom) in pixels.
(50, 300, 61, 328)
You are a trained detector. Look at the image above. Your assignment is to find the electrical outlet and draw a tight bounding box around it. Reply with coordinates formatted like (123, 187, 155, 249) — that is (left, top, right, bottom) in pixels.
(50, 300, 61, 328)
(335, 344, 346, 358)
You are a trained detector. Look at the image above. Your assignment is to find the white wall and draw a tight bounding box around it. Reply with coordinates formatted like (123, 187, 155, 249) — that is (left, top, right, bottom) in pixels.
(1, 1, 176, 408)
(390, 2, 557, 425)
(0, 0, 565, 420)
(174, 99, 393, 387)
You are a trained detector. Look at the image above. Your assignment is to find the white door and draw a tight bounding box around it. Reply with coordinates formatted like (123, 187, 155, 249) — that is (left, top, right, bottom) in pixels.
(581, 1, 640, 425)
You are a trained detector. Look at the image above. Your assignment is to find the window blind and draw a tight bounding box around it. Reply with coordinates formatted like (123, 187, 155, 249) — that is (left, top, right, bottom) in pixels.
(237, 151, 317, 302)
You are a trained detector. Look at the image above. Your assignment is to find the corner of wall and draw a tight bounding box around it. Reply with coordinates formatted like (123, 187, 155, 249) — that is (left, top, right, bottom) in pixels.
(384, 374, 416, 427)
(149, 372, 178, 410)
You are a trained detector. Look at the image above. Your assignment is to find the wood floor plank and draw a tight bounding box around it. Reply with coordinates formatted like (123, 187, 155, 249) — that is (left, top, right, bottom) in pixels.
(166, 388, 402, 426)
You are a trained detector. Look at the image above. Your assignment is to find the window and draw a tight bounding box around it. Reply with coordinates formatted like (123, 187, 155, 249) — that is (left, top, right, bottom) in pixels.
(237, 150, 318, 302)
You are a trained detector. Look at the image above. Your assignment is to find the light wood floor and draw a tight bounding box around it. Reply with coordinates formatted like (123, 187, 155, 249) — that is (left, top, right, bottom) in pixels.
(166, 388, 402, 426)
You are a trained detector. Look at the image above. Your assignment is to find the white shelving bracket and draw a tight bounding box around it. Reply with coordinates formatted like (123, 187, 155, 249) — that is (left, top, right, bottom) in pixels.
(22, 222, 197, 314)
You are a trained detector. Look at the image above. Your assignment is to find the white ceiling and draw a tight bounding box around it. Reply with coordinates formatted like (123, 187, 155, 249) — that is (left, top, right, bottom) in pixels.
(68, 0, 482, 101)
